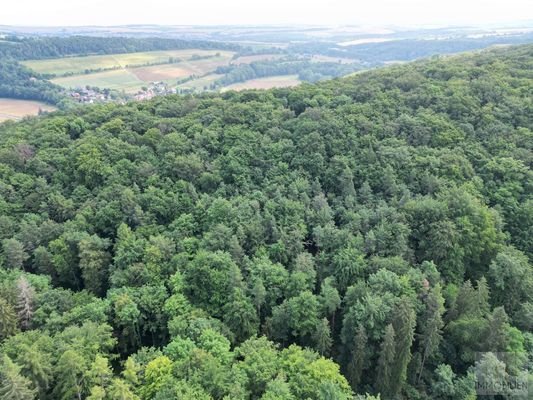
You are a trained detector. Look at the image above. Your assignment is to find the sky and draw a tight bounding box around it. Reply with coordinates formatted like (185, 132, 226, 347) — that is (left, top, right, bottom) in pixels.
(1, 0, 532, 27)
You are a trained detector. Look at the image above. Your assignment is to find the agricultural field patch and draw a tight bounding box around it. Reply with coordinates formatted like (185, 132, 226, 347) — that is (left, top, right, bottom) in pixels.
(221, 75, 300, 91)
(129, 65, 193, 82)
(52, 69, 144, 92)
(0, 98, 56, 122)
(173, 54, 235, 75)
(128, 54, 233, 84)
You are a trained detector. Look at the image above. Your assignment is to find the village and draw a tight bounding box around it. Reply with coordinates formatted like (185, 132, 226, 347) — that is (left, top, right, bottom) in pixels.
(68, 81, 176, 104)
(132, 81, 177, 101)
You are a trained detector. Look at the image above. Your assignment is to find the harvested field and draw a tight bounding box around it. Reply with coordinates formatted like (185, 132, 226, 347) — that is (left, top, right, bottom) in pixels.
(0, 98, 56, 122)
(221, 75, 300, 91)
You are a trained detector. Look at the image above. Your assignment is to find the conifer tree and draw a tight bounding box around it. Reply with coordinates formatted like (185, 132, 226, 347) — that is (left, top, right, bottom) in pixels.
(347, 324, 368, 391)
(376, 323, 396, 398)
(485, 307, 510, 352)
(313, 318, 332, 356)
(474, 277, 491, 317)
(417, 284, 445, 383)
(0, 298, 18, 340)
(391, 297, 416, 396)
(16, 277, 34, 330)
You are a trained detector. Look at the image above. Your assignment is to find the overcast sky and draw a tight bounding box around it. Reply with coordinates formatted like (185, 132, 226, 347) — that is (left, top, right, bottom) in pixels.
(2, 0, 532, 27)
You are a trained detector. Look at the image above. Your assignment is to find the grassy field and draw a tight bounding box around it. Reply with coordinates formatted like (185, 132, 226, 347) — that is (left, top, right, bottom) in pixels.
(221, 75, 301, 91)
(51, 52, 235, 92)
(23, 50, 235, 76)
(0, 98, 56, 122)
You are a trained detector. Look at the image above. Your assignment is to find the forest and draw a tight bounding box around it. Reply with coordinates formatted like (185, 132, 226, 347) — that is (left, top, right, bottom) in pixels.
(0, 61, 66, 106)
(0, 36, 240, 61)
(214, 60, 361, 86)
(0, 44, 531, 399)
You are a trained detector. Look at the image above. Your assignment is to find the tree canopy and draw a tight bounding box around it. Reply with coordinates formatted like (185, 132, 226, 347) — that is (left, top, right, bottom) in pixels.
(0, 44, 531, 399)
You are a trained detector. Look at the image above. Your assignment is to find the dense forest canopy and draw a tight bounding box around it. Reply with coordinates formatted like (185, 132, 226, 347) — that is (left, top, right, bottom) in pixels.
(0, 44, 531, 399)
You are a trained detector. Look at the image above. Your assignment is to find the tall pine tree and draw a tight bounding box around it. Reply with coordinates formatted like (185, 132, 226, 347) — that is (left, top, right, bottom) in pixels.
(347, 324, 368, 391)
(376, 323, 396, 397)
(391, 297, 416, 396)
(313, 318, 333, 356)
(417, 284, 445, 384)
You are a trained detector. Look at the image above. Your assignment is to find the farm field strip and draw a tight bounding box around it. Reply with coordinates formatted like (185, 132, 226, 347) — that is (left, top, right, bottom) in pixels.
(52, 69, 145, 93)
(130, 54, 234, 81)
(221, 75, 301, 91)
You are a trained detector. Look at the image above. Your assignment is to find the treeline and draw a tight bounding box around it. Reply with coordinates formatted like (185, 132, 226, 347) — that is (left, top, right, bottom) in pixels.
(290, 32, 533, 62)
(0, 61, 66, 105)
(0, 44, 531, 400)
(215, 59, 362, 86)
(0, 36, 240, 61)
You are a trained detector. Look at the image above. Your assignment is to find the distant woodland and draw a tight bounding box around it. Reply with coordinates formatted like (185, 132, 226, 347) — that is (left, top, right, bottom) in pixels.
(0, 36, 240, 60)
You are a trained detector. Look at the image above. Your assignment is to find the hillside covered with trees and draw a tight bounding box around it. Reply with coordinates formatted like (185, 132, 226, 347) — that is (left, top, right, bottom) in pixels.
(0, 44, 531, 399)
(0, 36, 240, 61)
(0, 61, 66, 106)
